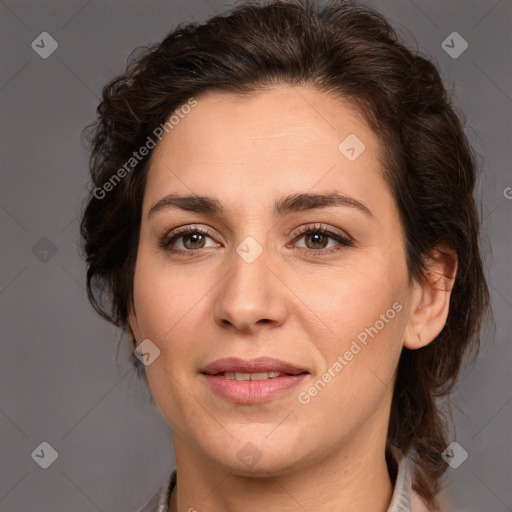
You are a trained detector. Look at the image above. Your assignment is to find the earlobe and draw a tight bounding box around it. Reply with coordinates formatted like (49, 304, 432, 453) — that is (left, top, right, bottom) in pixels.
(403, 247, 457, 350)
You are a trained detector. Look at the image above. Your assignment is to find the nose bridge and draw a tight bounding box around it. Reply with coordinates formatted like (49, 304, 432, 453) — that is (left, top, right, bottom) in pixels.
(213, 234, 287, 331)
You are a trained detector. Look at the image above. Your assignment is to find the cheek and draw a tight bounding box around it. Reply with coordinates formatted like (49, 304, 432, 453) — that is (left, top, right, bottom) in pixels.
(132, 257, 211, 427)
(296, 262, 406, 351)
(132, 250, 211, 341)
(297, 298, 405, 439)
(131, 255, 207, 405)
(295, 264, 407, 409)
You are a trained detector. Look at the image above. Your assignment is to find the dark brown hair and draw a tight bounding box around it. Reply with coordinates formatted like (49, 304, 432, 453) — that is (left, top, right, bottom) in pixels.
(79, 0, 491, 508)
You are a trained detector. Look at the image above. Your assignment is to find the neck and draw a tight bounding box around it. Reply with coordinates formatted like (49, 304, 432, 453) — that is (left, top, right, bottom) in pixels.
(168, 432, 393, 512)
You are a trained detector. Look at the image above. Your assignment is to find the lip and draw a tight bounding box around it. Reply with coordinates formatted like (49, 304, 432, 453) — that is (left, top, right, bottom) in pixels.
(201, 357, 309, 404)
(202, 356, 308, 375)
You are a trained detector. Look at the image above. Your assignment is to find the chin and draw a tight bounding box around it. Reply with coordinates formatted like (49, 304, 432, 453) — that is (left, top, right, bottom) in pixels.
(202, 433, 312, 478)
(220, 453, 303, 478)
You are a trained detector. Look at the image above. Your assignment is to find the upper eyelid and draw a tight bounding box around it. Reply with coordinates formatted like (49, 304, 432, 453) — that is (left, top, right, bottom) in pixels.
(292, 223, 352, 241)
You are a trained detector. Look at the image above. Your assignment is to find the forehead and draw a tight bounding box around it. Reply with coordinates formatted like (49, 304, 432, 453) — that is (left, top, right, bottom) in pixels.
(153, 86, 378, 158)
(144, 86, 390, 215)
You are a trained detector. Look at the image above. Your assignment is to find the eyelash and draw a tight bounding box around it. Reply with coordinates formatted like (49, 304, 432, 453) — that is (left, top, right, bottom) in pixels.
(159, 223, 353, 257)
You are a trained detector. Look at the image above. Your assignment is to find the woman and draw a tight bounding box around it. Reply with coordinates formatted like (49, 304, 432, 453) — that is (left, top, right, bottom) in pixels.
(80, 1, 491, 510)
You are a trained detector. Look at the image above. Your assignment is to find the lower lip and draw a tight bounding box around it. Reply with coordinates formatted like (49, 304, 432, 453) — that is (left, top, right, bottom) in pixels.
(202, 373, 308, 404)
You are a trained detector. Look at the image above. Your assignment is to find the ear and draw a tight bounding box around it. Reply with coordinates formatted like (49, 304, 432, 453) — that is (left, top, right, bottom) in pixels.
(403, 247, 458, 350)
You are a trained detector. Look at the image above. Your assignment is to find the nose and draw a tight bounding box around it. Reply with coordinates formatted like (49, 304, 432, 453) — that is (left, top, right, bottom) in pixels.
(212, 242, 289, 334)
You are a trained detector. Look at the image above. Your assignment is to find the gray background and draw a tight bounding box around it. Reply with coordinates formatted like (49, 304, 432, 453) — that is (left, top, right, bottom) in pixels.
(0, 0, 510, 511)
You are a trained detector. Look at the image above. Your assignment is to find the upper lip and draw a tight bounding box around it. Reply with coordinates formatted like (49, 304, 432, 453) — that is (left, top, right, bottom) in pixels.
(201, 357, 309, 375)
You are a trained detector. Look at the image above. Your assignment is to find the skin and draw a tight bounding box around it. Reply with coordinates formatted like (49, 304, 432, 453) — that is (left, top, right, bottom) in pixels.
(128, 85, 457, 512)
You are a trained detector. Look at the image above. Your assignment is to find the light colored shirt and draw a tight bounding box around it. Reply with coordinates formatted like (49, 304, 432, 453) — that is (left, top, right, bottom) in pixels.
(138, 445, 430, 512)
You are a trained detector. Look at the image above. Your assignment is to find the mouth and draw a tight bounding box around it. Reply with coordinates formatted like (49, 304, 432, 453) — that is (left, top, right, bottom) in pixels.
(213, 371, 298, 380)
(200, 357, 309, 404)
(201, 356, 309, 376)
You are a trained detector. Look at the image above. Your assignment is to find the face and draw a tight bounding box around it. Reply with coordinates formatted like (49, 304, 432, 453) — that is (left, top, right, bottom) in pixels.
(129, 85, 417, 476)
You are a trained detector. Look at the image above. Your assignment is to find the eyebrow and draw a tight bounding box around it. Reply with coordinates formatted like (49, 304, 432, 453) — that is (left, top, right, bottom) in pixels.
(147, 191, 373, 219)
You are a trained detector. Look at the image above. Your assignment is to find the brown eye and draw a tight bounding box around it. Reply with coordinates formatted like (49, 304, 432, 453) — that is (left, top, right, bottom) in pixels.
(182, 232, 207, 249)
(160, 227, 219, 253)
(304, 232, 329, 249)
(292, 224, 353, 255)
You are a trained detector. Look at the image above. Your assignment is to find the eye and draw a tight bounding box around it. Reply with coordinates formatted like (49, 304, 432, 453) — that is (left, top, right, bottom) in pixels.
(159, 226, 220, 253)
(159, 223, 353, 256)
(291, 223, 353, 255)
